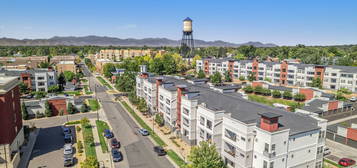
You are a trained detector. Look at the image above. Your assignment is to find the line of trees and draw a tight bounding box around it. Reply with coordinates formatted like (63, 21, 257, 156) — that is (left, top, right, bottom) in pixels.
(243, 85, 306, 101)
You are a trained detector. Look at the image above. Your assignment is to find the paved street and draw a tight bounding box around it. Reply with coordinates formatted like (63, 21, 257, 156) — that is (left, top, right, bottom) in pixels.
(325, 139, 357, 162)
(83, 64, 174, 168)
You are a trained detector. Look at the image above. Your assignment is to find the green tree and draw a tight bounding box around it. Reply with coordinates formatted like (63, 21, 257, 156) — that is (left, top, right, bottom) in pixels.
(80, 103, 89, 113)
(239, 76, 245, 81)
(186, 141, 226, 168)
(48, 85, 59, 93)
(80, 156, 99, 168)
(247, 72, 256, 82)
(272, 90, 282, 98)
(58, 72, 66, 91)
(154, 113, 164, 127)
(294, 93, 306, 101)
(115, 72, 136, 92)
(338, 88, 352, 95)
(264, 77, 272, 82)
(19, 82, 29, 94)
(44, 101, 52, 117)
(191, 55, 202, 68)
(38, 62, 51, 68)
(282, 91, 293, 99)
(21, 102, 28, 120)
(138, 98, 148, 113)
(34, 91, 47, 99)
(67, 102, 75, 114)
(103, 63, 116, 78)
(197, 69, 206, 79)
(63, 71, 75, 82)
(311, 77, 322, 89)
(210, 72, 222, 84)
(224, 70, 232, 82)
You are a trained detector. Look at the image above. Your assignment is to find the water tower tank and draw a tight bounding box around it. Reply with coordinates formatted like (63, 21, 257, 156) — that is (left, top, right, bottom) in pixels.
(183, 17, 192, 33)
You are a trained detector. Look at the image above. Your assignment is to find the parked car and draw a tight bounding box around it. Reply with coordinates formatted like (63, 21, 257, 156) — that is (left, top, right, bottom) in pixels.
(111, 149, 123, 162)
(323, 147, 331, 156)
(153, 146, 166, 156)
(350, 97, 357, 102)
(138, 128, 149, 136)
(103, 129, 114, 139)
(64, 134, 73, 144)
(64, 154, 74, 167)
(111, 138, 120, 149)
(63, 144, 73, 155)
(339, 158, 356, 167)
(62, 127, 72, 135)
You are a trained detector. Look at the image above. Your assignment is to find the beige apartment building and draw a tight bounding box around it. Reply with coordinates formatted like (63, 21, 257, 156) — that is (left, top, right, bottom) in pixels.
(50, 55, 76, 64)
(56, 61, 77, 73)
(0, 56, 48, 69)
(97, 49, 166, 61)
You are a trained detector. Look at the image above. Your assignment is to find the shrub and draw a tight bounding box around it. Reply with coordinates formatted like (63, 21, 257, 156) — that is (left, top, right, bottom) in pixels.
(294, 93, 306, 101)
(76, 126, 81, 132)
(272, 90, 282, 98)
(77, 140, 84, 153)
(253, 86, 264, 95)
(155, 114, 164, 127)
(262, 88, 271, 96)
(239, 76, 245, 81)
(243, 86, 254, 93)
(282, 91, 293, 99)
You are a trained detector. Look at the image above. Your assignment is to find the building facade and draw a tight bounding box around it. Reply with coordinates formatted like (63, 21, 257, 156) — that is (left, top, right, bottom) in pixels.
(0, 68, 57, 92)
(196, 58, 357, 92)
(56, 61, 77, 73)
(0, 77, 24, 168)
(136, 73, 327, 168)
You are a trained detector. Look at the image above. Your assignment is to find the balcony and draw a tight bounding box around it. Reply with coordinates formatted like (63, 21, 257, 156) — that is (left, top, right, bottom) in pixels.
(224, 149, 236, 157)
(263, 151, 276, 158)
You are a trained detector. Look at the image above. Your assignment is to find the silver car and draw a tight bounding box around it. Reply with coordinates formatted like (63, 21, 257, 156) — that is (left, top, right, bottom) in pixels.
(64, 144, 73, 155)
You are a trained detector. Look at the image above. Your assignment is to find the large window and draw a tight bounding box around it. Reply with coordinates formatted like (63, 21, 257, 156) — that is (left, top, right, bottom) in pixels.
(200, 116, 205, 126)
(225, 129, 237, 141)
(206, 120, 212, 130)
(263, 161, 268, 168)
(183, 117, 189, 127)
(183, 107, 189, 115)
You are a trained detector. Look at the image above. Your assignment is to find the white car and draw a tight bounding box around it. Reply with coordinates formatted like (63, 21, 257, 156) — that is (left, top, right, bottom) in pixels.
(350, 97, 357, 102)
(323, 147, 331, 156)
(64, 144, 73, 155)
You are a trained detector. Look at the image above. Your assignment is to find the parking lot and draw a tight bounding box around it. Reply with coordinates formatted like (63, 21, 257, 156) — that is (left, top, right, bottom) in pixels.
(28, 125, 76, 168)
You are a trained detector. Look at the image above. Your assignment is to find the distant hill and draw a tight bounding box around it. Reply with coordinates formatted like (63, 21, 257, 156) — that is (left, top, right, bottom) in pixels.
(0, 36, 278, 47)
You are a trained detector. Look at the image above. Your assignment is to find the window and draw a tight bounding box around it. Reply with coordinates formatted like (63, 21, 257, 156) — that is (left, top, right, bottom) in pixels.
(225, 129, 237, 141)
(183, 107, 189, 115)
(200, 116, 205, 126)
(206, 133, 212, 140)
(37, 76, 45, 80)
(271, 144, 276, 152)
(166, 98, 170, 105)
(200, 129, 204, 138)
(206, 120, 212, 130)
(264, 143, 269, 152)
(241, 137, 246, 141)
(183, 117, 189, 127)
(269, 162, 274, 168)
(225, 157, 235, 167)
(240, 153, 245, 158)
(160, 95, 163, 100)
(263, 161, 268, 168)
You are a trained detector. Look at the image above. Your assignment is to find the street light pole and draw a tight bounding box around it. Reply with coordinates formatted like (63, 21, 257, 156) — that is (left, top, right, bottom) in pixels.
(95, 84, 99, 121)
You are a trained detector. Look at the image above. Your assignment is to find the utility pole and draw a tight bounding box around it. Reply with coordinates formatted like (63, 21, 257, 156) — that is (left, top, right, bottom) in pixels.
(95, 84, 99, 121)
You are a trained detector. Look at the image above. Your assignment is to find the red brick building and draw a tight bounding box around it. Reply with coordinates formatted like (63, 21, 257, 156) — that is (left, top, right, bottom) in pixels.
(0, 76, 24, 168)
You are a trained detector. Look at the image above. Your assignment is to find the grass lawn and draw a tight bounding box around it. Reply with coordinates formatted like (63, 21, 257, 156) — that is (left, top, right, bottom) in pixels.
(324, 159, 344, 168)
(120, 100, 186, 167)
(82, 122, 97, 158)
(88, 99, 100, 111)
(96, 76, 114, 89)
(248, 94, 303, 111)
(65, 120, 80, 125)
(167, 150, 186, 168)
(95, 120, 109, 153)
(83, 85, 93, 95)
(60, 90, 81, 96)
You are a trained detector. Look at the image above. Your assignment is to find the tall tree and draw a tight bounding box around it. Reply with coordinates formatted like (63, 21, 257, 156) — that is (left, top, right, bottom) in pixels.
(58, 72, 66, 91)
(186, 141, 226, 168)
(44, 101, 52, 117)
(224, 70, 232, 82)
(197, 69, 206, 79)
(21, 102, 28, 120)
(210, 72, 222, 84)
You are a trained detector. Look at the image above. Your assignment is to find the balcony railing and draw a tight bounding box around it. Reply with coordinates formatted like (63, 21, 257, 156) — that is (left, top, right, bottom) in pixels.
(263, 151, 276, 158)
(224, 149, 236, 157)
(225, 134, 236, 142)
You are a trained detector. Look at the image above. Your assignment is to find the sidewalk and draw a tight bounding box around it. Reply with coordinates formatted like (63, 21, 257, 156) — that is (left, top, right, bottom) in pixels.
(90, 119, 112, 168)
(327, 114, 357, 125)
(18, 128, 40, 168)
(121, 97, 191, 160)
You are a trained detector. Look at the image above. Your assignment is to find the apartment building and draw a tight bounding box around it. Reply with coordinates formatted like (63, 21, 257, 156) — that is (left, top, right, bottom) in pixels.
(0, 68, 57, 92)
(97, 49, 165, 61)
(136, 72, 327, 168)
(56, 61, 77, 73)
(0, 77, 24, 168)
(50, 55, 76, 64)
(0, 56, 48, 69)
(196, 58, 357, 92)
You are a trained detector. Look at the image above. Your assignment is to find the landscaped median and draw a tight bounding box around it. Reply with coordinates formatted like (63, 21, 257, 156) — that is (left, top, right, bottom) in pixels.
(119, 100, 186, 167)
(81, 118, 97, 159)
(96, 76, 114, 89)
(88, 99, 100, 111)
(95, 120, 109, 153)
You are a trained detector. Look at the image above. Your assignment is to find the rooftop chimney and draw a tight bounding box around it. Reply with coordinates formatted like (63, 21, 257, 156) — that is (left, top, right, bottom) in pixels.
(258, 112, 282, 132)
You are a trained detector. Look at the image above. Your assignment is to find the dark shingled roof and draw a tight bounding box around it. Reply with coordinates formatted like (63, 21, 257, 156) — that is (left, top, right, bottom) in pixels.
(156, 76, 320, 135)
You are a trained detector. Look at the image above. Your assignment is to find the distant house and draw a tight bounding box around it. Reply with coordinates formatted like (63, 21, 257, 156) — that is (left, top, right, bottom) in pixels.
(296, 98, 353, 117)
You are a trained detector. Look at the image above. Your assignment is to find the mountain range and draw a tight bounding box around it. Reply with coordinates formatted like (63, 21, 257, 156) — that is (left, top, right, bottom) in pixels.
(0, 36, 278, 47)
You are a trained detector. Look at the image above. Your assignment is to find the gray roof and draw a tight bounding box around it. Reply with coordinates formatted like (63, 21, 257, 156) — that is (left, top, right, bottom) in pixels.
(301, 106, 323, 114)
(307, 99, 329, 107)
(330, 65, 357, 73)
(156, 76, 320, 135)
(268, 85, 293, 92)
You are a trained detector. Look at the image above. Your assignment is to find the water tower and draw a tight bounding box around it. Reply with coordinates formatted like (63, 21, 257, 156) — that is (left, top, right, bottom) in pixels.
(180, 17, 194, 58)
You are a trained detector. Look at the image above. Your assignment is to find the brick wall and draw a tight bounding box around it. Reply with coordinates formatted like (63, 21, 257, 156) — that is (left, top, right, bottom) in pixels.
(48, 99, 67, 116)
(299, 88, 314, 101)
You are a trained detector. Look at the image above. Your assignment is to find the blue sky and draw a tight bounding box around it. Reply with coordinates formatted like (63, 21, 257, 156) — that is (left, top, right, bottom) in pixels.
(0, 0, 356, 46)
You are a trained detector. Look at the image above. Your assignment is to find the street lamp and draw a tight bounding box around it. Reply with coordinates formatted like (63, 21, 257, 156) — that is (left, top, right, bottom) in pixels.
(95, 84, 99, 121)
